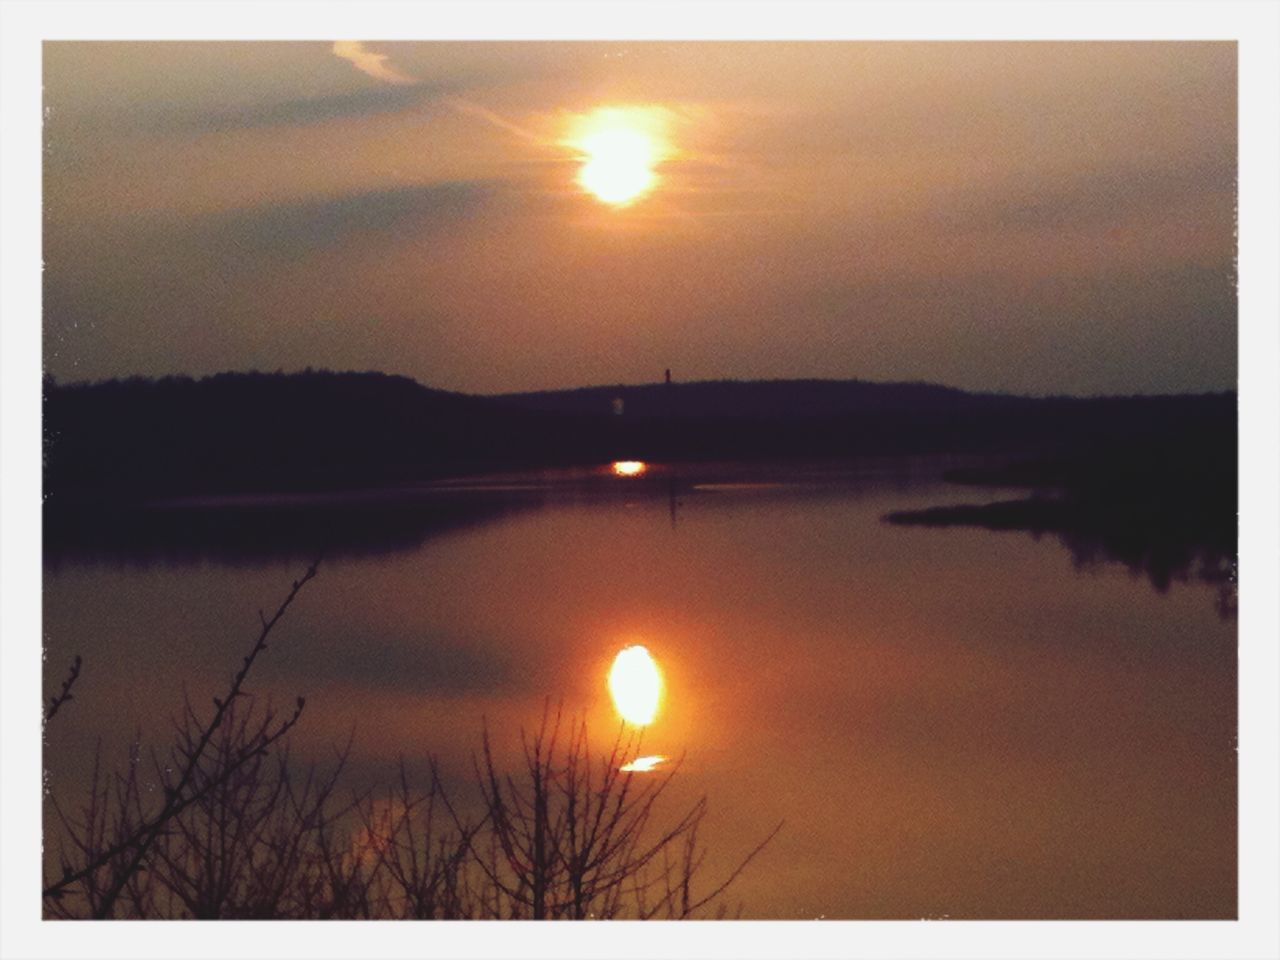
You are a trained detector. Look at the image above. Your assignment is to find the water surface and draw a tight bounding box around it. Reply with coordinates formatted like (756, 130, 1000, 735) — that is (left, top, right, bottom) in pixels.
(43, 461, 1236, 918)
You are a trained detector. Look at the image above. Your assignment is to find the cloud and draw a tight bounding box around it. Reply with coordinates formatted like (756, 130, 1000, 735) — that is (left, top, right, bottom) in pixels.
(447, 97, 542, 144)
(47, 181, 496, 275)
(147, 85, 441, 135)
(926, 156, 1236, 235)
(330, 40, 541, 143)
(199, 180, 496, 260)
(332, 40, 417, 85)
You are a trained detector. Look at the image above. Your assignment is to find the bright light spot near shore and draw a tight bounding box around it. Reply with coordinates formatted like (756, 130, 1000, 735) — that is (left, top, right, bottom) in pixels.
(620, 755, 668, 773)
(608, 645, 662, 726)
(612, 460, 647, 477)
(565, 107, 671, 206)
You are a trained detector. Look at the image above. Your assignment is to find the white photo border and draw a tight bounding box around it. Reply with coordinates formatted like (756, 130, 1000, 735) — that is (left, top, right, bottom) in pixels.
(2, 3, 1276, 958)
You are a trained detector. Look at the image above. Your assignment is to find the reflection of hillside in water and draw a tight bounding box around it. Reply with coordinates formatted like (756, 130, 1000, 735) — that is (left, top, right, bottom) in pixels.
(41, 459, 946, 570)
(43, 490, 548, 570)
(1055, 519, 1235, 619)
(886, 490, 1236, 619)
(47, 458, 1238, 617)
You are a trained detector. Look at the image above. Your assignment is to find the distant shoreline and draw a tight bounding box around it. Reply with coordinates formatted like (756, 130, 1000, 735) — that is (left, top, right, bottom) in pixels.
(43, 370, 1236, 509)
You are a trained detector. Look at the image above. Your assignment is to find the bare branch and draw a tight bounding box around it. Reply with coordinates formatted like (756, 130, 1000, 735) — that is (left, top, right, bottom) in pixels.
(43, 562, 318, 909)
(45, 654, 82, 725)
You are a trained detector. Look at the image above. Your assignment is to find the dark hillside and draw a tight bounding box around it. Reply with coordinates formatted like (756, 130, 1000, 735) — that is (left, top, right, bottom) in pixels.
(43, 371, 612, 503)
(499, 378, 991, 420)
(44, 371, 1236, 507)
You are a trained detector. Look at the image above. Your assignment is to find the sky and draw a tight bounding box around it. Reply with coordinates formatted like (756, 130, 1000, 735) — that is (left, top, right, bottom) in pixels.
(42, 41, 1237, 396)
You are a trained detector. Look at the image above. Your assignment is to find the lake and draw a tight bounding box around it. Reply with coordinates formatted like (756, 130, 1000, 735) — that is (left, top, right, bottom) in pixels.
(42, 459, 1236, 918)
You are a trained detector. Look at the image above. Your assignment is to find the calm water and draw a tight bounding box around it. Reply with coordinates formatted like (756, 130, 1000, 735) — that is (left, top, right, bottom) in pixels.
(43, 461, 1236, 918)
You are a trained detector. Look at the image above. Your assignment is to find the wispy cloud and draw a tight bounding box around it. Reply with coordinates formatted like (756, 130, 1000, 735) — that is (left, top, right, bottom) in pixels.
(447, 97, 542, 144)
(331, 41, 417, 86)
(331, 40, 541, 143)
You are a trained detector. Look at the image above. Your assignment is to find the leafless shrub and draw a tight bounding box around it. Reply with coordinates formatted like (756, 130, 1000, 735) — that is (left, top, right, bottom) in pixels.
(43, 564, 780, 919)
(446, 704, 782, 920)
(43, 563, 318, 916)
(349, 758, 483, 918)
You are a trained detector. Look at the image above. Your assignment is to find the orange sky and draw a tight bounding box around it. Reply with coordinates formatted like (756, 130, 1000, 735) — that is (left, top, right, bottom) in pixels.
(43, 42, 1236, 395)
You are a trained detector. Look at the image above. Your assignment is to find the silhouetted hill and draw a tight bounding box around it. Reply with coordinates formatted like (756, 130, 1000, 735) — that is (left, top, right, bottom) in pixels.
(499, 378, 990, 419)
(43, 371, 1236, 508)
(498, 378, 1235, 460)
(43, 371, 613, 503)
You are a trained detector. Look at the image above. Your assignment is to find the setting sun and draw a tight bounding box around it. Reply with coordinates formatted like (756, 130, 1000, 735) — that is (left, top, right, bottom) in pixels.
(566, 107, 670, 206)
(608, 645, 663, 726)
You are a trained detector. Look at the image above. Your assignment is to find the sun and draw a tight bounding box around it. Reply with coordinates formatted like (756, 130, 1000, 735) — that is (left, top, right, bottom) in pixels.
(566, 107, 671, 207)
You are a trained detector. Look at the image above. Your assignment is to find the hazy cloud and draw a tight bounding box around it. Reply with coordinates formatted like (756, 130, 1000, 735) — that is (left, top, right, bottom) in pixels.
(196, 180, 497, 260)
(331, 40, 541, 143)
(928, 156, 1236, 235)
(148, 85, 438, 134)
(332, 40, 417, 86)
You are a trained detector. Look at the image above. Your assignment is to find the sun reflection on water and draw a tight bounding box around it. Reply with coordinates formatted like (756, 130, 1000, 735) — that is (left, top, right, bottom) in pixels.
(611, 460, 647, 477)
(619, 755, 668, 773)
(608, 644, 662, 726)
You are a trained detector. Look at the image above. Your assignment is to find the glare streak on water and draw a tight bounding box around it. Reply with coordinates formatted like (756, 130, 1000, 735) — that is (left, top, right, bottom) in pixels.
(620, 755, 668, 773)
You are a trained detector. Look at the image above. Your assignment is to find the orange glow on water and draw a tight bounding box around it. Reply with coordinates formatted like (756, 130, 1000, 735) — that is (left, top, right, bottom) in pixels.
(612, 460, 647, 477)
(608, 645, 663, 726)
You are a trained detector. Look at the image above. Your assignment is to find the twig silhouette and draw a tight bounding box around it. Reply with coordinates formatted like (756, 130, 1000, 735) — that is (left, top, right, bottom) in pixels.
(45, 654, 82, 725)
(43, 561, 319, 912)
(44, 561, 781, 918)
(437, 704, 781, 919)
